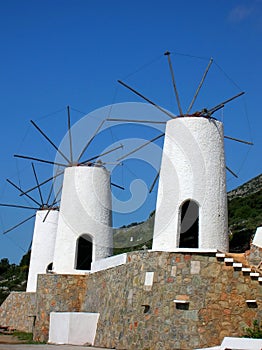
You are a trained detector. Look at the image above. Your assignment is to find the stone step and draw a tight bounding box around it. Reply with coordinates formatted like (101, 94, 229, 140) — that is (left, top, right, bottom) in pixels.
(258, 277, 262, 282)
(216, 253, 226, 258)
(250, 272, 260, 278)
(233, 262, 243, 268)
(224, 257, 234, 263)
(242, 267, 251, 273)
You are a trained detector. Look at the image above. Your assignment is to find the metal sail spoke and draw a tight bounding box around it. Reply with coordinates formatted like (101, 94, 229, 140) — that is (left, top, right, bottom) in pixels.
(164, 51, 183, 116)
(43, 185, 62, 223)
(31, 163, 44, 206)
(77, 119, 106, 163)
(226, 166, 238, 178)
(0, 203, 39, 210)
(149, 172, 160, 193)
(45, 178, 55, 205)
(30, 120, 71, 164)
(3, 213, 36, 235)
(207, 92, 245, 116)
(19, 169, 64, 197)
(111, 183, 125, 190)
(80, 144, 123, 165)
(187, 57, 213, 114)
(67, 106, 73, 164)
(6, 179, 41, 207)
(224, 135, 253, 146)
(118, 80, 176, 119)
(117, 133, 165, 162)
(107, 118, 166, 124)
(14, 154, 68, 167)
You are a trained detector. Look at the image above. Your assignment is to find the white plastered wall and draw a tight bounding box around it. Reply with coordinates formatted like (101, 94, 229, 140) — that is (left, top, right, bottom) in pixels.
(26, 210, 59, 292)
(252, 226, 262, 248)
(49, 312, 100, 346)
(153, 117, 228, 252)
(52, 166, 113, 274)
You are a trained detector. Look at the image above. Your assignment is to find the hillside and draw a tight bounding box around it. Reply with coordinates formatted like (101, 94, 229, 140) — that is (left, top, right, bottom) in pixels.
(114, 173, 262, 254)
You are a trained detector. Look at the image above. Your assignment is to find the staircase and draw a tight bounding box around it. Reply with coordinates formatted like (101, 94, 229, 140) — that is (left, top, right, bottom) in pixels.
(216, 253, 262, 283)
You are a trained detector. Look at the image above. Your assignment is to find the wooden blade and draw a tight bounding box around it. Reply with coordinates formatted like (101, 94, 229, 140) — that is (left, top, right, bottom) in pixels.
(19, 169, 64, 197)
(67, 105, 73, 164)
(3, 213, 36, 235)
(226, 166, 238, 178)
(31, 163, 44, 206)
(187, 57, 213, 114)
(164, 51, 183, 116)
(77, 119, 106, 163)
(80, 144, 123, 165)
(107, 118, 166, 124)
(111, 183, 125, 190)
(208, 92, 245, 116)
(43, 185, 63, 222)
(224, 135, 253, 146)
(6, 179, 41, 207)
(14, 154, 67, 167)
(30, 119, 71, 164)
(118, 80, 176, 119)
(0, 203, 38, 210)
(149, 172, 160, 193)
(117, 133, 165, 161)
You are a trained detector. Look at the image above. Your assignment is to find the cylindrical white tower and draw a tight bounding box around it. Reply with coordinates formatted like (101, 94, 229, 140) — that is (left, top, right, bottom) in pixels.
(52, 166, 113, 274)
(26, 209, 59, 292)
(152, 117, 228, 252)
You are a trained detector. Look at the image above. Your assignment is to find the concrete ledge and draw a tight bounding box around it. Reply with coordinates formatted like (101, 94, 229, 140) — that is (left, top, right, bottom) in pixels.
(91, 253, 127, 272)
(49, 312, 99, 346)
(150, 249, 218, 254)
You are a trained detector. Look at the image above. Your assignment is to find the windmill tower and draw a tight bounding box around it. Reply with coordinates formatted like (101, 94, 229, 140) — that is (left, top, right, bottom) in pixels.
(116, 52, 252, 252)
(0, 164, 59, 292)
(53, 165, 113, 274)
(15, 107, 122, 274)
(152, 116, 228, 251)
(27, 208, 58, 291)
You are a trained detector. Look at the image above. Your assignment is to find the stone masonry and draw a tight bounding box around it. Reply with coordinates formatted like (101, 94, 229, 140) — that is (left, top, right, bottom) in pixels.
(30, 250, 262, 350)
(0, 292, 36, 332)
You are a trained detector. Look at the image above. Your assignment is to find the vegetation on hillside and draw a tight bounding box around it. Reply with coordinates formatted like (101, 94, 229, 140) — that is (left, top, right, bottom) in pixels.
(229, 189, 262, 252)
(0, 251, 30, 305)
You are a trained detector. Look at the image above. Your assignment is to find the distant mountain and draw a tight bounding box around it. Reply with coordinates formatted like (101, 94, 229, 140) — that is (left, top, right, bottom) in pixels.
(228, 174, 262, 200)
(114, 173, 262, 254)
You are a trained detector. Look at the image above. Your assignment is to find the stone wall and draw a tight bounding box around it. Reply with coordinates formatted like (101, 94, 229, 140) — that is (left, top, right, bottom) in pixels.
(34, 251, 262, 349)
(33, 274, 88, 342)
(0, 292, 36, 332)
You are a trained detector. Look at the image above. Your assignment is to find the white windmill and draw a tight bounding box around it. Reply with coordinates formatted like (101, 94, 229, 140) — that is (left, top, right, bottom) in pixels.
(15, 107, 123, 274)
(112, 51, 253, 252)
(0, 164, 59, 292)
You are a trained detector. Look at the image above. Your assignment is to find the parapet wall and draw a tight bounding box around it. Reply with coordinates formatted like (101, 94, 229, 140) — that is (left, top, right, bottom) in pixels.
(34, 251, 262, 349)
(0, 292, 36, 332)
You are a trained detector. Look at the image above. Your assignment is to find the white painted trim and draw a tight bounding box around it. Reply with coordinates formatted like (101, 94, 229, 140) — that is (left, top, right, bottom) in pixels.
(91, 253, 127, 272)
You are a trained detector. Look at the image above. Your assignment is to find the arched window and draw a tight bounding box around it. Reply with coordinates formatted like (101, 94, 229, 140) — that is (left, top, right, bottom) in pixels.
(179, 200, 199, 248)
(75, 234, 93, 270)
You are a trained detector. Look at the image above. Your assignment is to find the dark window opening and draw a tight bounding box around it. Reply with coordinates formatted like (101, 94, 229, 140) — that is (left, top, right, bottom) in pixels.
(76, 235, 93, 270)
(179, 200, 199, 248)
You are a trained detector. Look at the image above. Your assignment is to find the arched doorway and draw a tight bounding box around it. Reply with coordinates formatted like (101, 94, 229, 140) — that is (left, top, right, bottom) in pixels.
(75, 234, 93, 270)
(179, 200, 199, 248)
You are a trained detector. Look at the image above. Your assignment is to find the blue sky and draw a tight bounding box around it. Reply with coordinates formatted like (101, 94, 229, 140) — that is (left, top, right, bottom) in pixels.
(0, 0, 261, 263)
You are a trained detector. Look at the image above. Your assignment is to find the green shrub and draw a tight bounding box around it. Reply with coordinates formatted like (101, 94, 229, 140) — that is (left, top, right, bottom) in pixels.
(243, 320, 262, 338)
